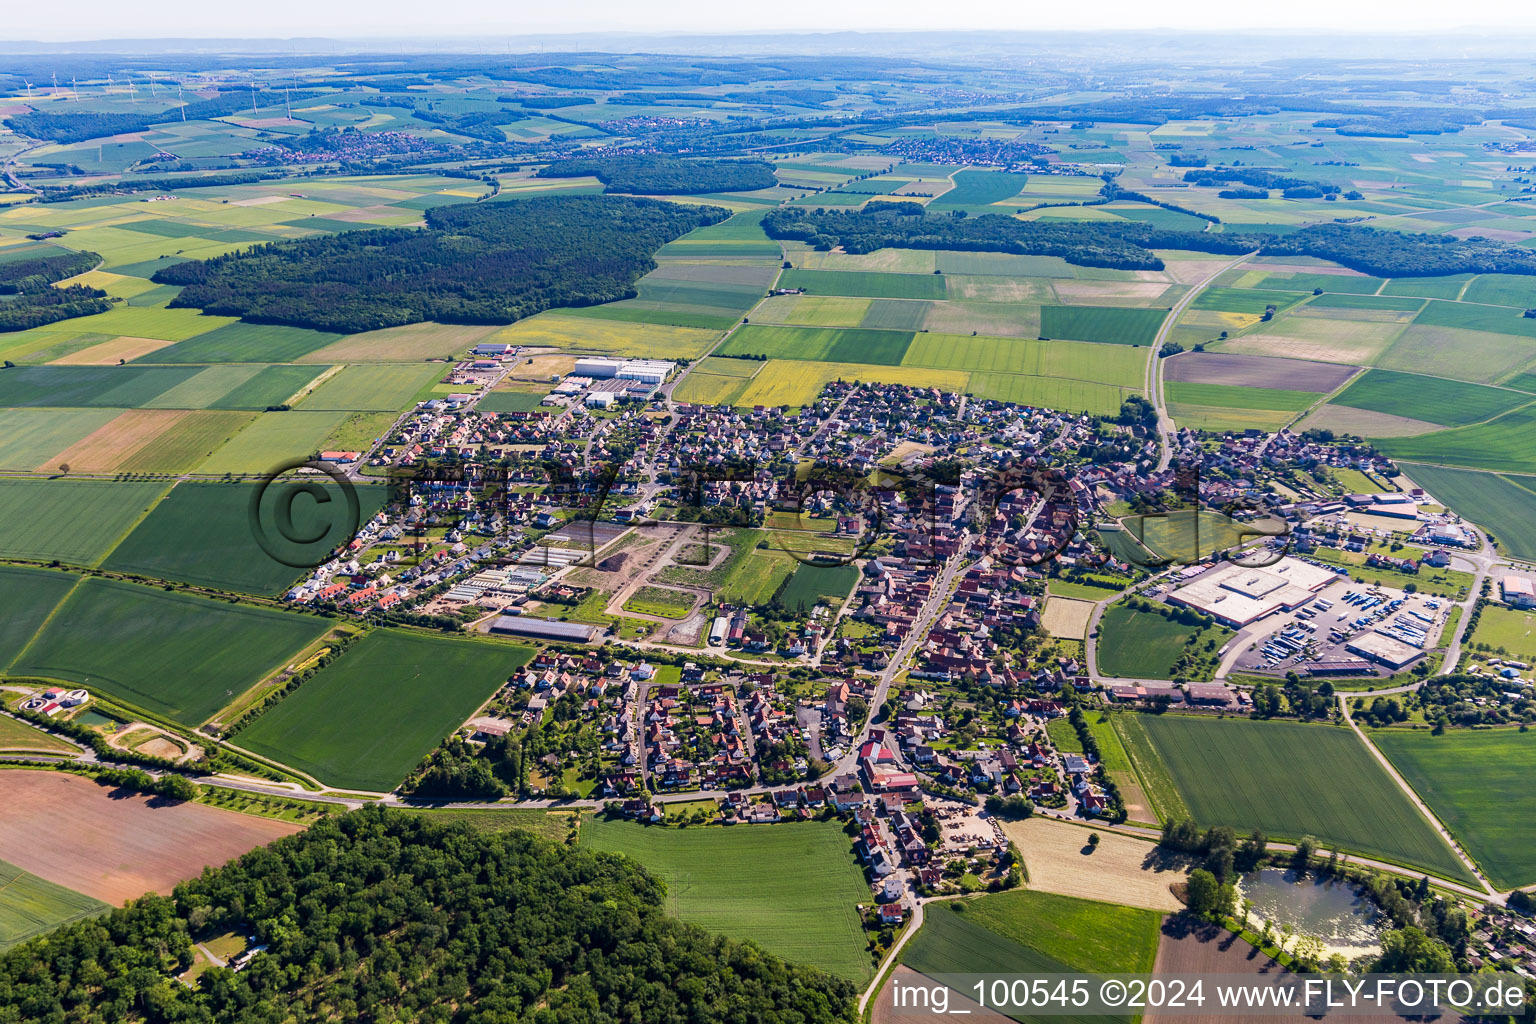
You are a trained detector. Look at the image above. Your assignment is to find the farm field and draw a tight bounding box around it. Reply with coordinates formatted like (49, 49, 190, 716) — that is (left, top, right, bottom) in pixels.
(10, 576, 330, 726)
(295, 363, 442, 411)
(0, 715, 76, 756)
(102, 480, 386, 595)
(579, 817, 872, 983)
(0, 407, 121, 470)
(778, 563, 859, 610)
(717, 324, 913, 364)
(779, 268, 946, 300)
(0, 478, 168, 565)
(0, 854, 109, 951)
(1002, 817, 1185, 912)
(1375, 404, 1536, 474)
(0, 770, 299, 907)
(297, 322, 502, 363)
(1095, 604, 1208, 679)
(193, 410, 352, 474)
(1127, 715, 1472, 881)
(1040, 305, 1166, 346)
(146, 323, 345, 363)
(0, 567, 80, 667)
(733, 359, 969, 409)
(486, 314, 720, 360)
(1400, 464, 1536, 560)
(1123, 509, 1254, 564)
(55, 408, 255, 474)
(237, 630, 533, 792)
(1330, 369, 1531, 428)
(1370, 727, 1536, 890)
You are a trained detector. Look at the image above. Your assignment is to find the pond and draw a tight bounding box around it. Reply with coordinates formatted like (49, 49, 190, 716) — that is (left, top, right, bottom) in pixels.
(1237, 868, 1384, 953)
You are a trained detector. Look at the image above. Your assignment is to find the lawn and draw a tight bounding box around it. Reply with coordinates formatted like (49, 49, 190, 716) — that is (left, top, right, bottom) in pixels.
(1128, 714, 1472, 882)
(778, 268, 947, 300)
(0, 857, 108, 951)
(1331, 369, 1530, 428)
(237, 630, 533, 792)
(1370, 727, 1536, 890)
(580, 816, 873, 982)
(1039, 305, 1167, 346)
(716, 324, 914, 365)
(102, 481, 387, 596)
(0, 478, 168, 566)
(1466, 604, 1536, 663)
(476, 389, 549, 415)
(11, 576, 330, 726)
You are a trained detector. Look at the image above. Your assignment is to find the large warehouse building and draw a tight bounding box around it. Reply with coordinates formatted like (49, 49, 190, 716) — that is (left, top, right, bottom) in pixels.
(1167, 557, 1337, 627)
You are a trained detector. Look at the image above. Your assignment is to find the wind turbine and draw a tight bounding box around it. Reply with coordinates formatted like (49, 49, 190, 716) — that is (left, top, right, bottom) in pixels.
(71, 77, 79, 102)
(148, 72, 157, 98)
(249, 79, 258, 115)
(177, 81, 186, 121)
(284, 85, 292, 121)
(23, 81, 33, 99)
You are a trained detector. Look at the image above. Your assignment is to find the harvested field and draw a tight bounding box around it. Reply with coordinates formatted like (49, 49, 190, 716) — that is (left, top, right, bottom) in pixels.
(1145, 918, 1290, 1024)
(1296, 403, 1444, 438)
(51, 336, 174, 365)
(1162, 352, 1356, 392)
(1222, 316, 1404, 365)
(0, 770, 299, 906)
(1002, 817, 1186, 912)
(44, 409, 195, 473)
(1042, 596, 1095, 639)
(1051, 279, 1176, 304)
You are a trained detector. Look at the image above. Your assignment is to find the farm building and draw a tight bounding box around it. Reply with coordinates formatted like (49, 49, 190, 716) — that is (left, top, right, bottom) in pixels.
(488, 616, 598, 643)
(1166, 557, 1335, 627)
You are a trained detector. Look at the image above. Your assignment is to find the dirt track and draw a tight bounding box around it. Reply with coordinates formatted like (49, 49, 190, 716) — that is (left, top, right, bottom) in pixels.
(0, 770, 299, 905)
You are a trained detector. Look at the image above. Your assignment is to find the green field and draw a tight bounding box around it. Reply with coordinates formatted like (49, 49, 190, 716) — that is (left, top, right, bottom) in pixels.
(144, 322, 345, 363)
(1413, 300, 1536, 340)
(1376, 404, 1536, 474)
(298, 363, 442, 411)
(1096, 603, 1212, 679)
(580, 817, 873, 982)
(1123, 508, 1256, 564)
(1370, 728, 1536, 889)
(0, 478, 167, 565)
(716, 324, 913, 365)
(0, 407, 120, 470)
(0, 567, 79, 666)
(10, 576, 330, 725)
(927, 170, 1032, 211)
(1128, 715, 1472, 881)
(779, 563, 859, 610)
(476, 390, 549, 415)
(1040, 305, 1166, 346)
(0, 365, 202, 408)
(101, 481, 387, 596)
(399, 808, 578, 844)
(237, 630, 533, 791)
(0, 857, 109, 951)
(902, 333, 1146, 386)
(901, 891, 1159, 1023)
(1466, 604, 1536, 663)
(194, 410, 353, 474)
(1110, 714, 1191, 823)
(1380, 275, 1473, 300)
(1460, 274, 1536, 309)
(779, 269, 947, 300)
(1331, 369, 1530, 428)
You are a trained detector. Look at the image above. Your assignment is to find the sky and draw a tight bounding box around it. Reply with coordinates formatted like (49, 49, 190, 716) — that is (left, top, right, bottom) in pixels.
(7, 0, 1536, 43)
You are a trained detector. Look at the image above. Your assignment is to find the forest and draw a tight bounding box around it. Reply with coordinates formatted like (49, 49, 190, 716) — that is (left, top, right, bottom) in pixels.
(0, 249, 111, 331)
(155, 195, 730, 333)
(536, 155, 777, 195)
(763, 204, 1536, 276)
(0, 807, 856, 1023)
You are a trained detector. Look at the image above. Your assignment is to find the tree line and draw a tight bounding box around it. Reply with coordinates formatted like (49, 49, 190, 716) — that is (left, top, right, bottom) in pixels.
(762, 203, 1536, 277)
(537, 155, 777, 195)
(0, 807, 857, 1024)
(155, 195, 730, 334)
